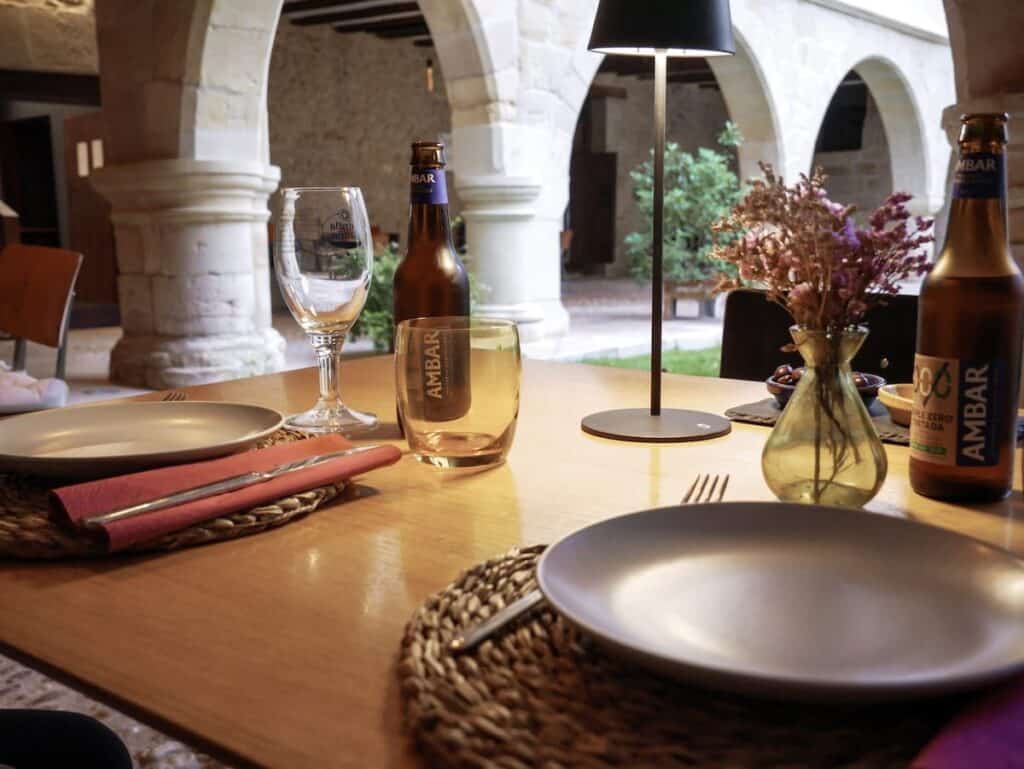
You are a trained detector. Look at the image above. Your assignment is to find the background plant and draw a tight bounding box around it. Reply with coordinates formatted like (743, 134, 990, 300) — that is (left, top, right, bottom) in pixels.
(349, 243, 486, 352)
(625, 122, 743, 284)
(349, 243, 399, 351)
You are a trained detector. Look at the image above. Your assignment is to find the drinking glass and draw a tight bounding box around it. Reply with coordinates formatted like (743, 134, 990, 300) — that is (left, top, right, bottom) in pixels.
(395, 317, 520, 468)
(275, 187, 378, 434)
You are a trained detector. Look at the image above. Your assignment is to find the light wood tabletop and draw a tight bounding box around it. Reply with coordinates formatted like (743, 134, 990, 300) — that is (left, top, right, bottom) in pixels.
(1, 356, 1021, 769)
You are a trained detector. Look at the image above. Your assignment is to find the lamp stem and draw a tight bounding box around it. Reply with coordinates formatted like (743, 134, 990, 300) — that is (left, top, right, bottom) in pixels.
(651, 50, 667, 416)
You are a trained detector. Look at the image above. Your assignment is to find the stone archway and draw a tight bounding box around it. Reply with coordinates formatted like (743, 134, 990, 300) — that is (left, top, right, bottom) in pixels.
(852, 57, 930, 211)
(807, 56, 930, 217)
(708, 28, 783, 180)
(92, 0, 509, 386)
(418, 0, 517, 129)
(439, 1, 591, 341)
(95, 0, 281, 166)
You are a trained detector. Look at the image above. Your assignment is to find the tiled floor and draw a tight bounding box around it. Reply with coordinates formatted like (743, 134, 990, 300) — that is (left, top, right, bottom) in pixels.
(0, 654, 228, 768)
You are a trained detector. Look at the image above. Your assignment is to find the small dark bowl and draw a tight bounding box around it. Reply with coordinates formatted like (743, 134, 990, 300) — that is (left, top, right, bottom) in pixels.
(766, 371, 885, 410)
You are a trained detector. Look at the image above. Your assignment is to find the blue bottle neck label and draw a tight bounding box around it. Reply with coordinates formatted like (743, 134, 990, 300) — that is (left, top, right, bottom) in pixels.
(952, 152, 1005, 199)
(410, 166, 448, 205)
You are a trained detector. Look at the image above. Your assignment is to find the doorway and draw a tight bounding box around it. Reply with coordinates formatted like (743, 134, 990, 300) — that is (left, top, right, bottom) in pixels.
(0, 116, 60, 248)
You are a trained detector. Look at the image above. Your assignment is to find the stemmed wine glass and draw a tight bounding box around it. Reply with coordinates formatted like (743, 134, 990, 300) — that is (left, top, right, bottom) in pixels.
(275, 187, 378, 435)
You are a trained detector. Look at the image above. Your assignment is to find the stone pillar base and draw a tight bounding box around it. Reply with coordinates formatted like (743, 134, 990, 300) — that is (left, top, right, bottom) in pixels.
(91, 158, 285, 389)
(459, 175, 570, 342)
(111, 329, 285, 390)
(474, 300, 570, 342)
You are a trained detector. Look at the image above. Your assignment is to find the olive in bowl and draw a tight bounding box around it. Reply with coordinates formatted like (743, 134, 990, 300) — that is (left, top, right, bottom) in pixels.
(766, 364, 885, 409)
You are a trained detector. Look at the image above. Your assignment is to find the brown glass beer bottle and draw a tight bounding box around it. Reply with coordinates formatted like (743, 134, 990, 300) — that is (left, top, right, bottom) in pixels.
(909, 113, 1024, 501)
(394, 142, 471, 422)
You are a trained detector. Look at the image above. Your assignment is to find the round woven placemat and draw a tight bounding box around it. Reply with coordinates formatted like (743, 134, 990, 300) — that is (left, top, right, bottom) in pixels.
(400, 546, 962, 769)
(0, 429, 345, 559)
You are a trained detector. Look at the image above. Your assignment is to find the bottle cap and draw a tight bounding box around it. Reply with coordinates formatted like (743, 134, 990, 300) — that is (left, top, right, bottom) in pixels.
(410, 142, 446, 168)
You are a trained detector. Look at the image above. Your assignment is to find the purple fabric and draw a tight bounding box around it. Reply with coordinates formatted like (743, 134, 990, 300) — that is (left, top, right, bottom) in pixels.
(911, 677, 1024, 769)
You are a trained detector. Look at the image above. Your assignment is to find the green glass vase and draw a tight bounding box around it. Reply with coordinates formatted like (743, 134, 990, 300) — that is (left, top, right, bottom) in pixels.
(762, 326, 887, 507)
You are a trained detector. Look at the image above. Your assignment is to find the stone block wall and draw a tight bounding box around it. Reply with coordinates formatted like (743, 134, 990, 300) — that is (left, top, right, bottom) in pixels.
(268, 21, 457, 244)
(811, 90, 894, 220)
(0, 0, 96, 73)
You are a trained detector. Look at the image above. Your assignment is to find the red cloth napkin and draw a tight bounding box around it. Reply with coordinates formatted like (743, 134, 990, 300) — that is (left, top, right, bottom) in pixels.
(50, 435, 401, 552)
(911, 677, 1024, 769)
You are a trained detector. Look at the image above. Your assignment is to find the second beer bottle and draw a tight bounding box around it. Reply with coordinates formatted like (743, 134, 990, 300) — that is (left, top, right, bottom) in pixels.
(909, 113, 1024, 501)
(394, 141, 471, 422)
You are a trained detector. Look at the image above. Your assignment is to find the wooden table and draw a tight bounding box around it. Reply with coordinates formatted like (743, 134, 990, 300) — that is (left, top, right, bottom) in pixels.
(1, 357, 1021, 769)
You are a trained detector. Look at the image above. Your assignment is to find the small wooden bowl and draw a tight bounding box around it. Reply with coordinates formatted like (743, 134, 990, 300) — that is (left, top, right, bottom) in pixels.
(878, 383, 913, 426)
(767, 371, 885, 410)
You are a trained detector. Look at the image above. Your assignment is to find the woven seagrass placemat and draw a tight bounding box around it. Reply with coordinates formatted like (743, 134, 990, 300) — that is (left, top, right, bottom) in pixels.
(726, 397, 910, 444)
(400, 546, 962, 769)
(0, 429, 346, 559)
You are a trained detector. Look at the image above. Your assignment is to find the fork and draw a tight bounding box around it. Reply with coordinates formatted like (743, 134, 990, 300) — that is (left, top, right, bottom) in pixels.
(682, 473, 729, 504)
(449, 472, 730, 654)
(162, 391, 187, 402)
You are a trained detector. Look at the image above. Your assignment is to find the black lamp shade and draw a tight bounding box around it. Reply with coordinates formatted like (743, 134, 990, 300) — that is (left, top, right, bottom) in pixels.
(588, 0, 734, 57)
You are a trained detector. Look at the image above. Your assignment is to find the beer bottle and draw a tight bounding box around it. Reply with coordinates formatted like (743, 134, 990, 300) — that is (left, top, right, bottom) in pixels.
(394, 141, 471, 422)
(909, 113, 1024, 501)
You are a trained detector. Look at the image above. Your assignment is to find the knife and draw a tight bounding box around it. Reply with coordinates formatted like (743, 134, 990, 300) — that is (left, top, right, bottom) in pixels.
(448, 589, 546, 654)
(81, 444, 383, 529)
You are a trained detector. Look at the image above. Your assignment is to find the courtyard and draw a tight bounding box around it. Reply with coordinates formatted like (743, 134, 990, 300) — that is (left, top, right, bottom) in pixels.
(0, 2, 1022, 769)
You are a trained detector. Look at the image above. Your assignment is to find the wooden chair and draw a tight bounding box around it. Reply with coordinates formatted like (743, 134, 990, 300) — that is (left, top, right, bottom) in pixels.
(0, 199, 19, 248)
(0, 244, 83, 379)
(719, 288, 919, 383)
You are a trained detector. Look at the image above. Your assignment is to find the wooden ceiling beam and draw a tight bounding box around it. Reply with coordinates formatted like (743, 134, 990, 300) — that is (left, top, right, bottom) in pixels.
(0, 70, 100, 106)
(283, 0, 395, 14)
(373, 21, 431, 38)
(599, 57, 714, 76)
(294, 2, 419, 26)
(333, 16, 427, 34)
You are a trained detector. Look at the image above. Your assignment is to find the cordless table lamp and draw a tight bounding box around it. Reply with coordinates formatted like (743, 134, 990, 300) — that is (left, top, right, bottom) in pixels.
(581, 0, 737, 442)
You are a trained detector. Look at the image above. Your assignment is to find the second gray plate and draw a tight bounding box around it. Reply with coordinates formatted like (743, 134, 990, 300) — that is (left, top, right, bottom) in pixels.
(0, 401, 284, 479)
(537, 502, 1024, 702)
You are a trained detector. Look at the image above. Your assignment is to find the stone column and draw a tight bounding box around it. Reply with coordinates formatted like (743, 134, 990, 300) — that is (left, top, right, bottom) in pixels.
(451, 123, 570, 342)
(91, 158, 286, 389)
(458, 176, 569, 341)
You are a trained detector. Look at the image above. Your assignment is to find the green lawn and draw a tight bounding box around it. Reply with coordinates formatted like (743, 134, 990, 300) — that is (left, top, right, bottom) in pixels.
(584, 346, 722, 377)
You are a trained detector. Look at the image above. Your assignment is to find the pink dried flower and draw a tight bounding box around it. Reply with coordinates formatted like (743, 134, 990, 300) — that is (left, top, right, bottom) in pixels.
(712, 163, 933, 332)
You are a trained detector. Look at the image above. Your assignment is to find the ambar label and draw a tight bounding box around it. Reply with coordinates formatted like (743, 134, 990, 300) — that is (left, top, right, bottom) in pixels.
(952, 152, 1004, 200)
(410, 166, 448, 205)
(422, 330, 446, 399)
(910, 354, 1004, 467)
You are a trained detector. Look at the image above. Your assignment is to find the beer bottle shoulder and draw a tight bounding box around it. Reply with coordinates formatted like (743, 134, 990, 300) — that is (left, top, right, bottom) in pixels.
(393, 244, 470, 322)
(926, 240, 1021, 281)
(395, 245, 468, 283)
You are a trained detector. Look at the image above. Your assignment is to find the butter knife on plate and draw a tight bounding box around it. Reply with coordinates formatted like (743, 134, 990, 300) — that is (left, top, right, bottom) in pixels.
(81, 444, 382, 529)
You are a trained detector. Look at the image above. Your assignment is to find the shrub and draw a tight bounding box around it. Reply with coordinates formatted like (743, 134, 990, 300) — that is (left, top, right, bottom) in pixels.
(626, 121, 743, 284)
(349, 243, 486, 352)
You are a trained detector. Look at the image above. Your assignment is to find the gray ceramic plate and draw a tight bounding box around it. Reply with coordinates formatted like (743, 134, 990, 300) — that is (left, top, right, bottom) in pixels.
(0, 401, 284, 479)
(537, 502, 1024, 702)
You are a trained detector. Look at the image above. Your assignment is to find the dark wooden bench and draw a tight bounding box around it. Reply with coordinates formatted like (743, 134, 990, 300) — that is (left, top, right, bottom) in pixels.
(663, 280, 714, 319)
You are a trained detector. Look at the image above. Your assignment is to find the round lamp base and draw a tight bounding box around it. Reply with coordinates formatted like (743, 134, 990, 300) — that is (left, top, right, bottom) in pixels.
(580, 408, 731, 443)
